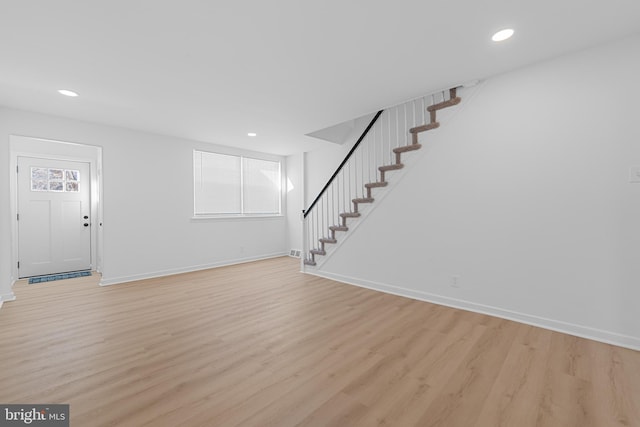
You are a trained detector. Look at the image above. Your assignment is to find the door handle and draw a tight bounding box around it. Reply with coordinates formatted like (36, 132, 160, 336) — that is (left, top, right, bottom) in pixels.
(83, 215, 89, 219)
(84, 223, 89, 227)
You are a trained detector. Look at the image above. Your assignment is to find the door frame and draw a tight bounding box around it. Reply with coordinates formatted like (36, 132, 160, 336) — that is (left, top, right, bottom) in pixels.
(9, 135, 103, 285)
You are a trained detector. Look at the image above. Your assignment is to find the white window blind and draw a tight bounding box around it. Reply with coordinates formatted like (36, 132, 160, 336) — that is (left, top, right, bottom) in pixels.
(194, 151, 281, 216)
(242, 157, 281, 214)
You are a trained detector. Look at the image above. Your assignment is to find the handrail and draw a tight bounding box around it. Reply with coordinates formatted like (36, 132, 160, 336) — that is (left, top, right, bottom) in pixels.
(303, 110, 383, 218)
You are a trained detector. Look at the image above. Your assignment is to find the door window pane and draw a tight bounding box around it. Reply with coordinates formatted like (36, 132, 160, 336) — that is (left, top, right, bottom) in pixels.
(31, 168, 48, 191)
(49, 181, 64, 192)
(49, 169, 63, 180)
(30, 168, 81, 192)
(65, 170, 80, 192)
(66, 170, 79, 181)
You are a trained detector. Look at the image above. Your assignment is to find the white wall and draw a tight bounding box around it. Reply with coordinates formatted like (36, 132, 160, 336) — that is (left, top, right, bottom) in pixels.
(285, 152, 304, 254)
(304, 113, 376, 207)
(0, 112, 12, 303)
(304, 139, 351, 208)
(310, 34, 640, 349)
(0, 108, 288, 291)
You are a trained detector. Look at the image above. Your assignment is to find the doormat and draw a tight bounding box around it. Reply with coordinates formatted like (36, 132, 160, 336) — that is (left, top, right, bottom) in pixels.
(29, 271, 92, 284)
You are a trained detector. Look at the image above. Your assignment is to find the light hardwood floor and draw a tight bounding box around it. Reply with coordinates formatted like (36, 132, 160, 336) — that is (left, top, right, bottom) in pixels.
(0, 257, 638, 426)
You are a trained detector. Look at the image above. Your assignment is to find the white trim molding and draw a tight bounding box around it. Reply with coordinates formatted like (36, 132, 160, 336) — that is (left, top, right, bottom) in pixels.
(100, 252, 288, 286)
(307, 270, 640, 352)
(0, 291, 17, 303)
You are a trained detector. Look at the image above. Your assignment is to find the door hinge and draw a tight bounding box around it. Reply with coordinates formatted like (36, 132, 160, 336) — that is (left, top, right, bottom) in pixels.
(16, 165, 19, 173)
(17, 213, 19, 221)
(17, 261, 20, 269)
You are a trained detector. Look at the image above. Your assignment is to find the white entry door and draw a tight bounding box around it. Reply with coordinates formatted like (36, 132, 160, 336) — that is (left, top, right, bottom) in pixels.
(17, 157, 92, 278)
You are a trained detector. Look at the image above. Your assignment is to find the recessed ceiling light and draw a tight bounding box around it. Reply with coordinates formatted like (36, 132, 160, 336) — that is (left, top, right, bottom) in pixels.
(58, 89, 79, 97)
(492, 28, 514, 42)
(247, 132, 257, 137)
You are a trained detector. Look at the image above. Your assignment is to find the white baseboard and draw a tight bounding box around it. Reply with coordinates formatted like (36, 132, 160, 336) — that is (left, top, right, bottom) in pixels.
(0, 291, 17, 303)
(0, 278, 17, 310)
(307, 270, 640, 352)
(99, 252, 288, 286)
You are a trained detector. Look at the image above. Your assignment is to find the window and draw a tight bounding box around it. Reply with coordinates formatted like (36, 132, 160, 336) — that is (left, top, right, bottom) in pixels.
(31, 167, 80, 192)
(194, 150, 281, 216)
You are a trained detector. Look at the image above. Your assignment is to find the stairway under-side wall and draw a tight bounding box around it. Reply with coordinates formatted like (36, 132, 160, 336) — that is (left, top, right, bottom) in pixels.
(303, 87, 462, 267)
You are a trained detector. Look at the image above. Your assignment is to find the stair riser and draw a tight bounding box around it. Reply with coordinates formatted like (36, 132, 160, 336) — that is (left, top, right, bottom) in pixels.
(427, 96, 461, 113)
(340, 215, 360, 226)
(393, 144, 422, 154)
(365, 182, 388, 199)
(379, 169, 401, 181)
(319, 239, 337, 244)
(409, 122, 439, 134)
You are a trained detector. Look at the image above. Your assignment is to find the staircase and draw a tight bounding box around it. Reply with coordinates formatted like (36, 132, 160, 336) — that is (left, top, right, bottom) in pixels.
(303, 87, 462, 267)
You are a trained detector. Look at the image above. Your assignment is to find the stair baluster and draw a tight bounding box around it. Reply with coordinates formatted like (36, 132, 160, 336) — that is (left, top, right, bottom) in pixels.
(303, 87, 461, 267)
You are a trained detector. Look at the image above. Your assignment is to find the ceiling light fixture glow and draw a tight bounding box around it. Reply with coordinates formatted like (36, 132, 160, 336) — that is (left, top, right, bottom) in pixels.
(247, 132, 257, 137)
(58, 89, 79, 97)
(492, 28, 514, 42)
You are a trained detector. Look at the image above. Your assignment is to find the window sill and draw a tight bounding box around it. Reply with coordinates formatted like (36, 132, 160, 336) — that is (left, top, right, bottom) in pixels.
(191, 214, 284, 222)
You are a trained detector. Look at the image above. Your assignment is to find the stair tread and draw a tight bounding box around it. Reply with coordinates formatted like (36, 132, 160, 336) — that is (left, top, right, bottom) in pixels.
(340, 212, 361, 218)
(410, 122, 440, 133)
(319, 238, 337, 244)
(379, 164, 404, 172)
(365, 181, 388, 188)
(329, 226, 349, 231)
(393, 144, 422, 153)
(353, 198, 374, 203)
(310, 249, 326, 255)
(426, 97, 461, 112)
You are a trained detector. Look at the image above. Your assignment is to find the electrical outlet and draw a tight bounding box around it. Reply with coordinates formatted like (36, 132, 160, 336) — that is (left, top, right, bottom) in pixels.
(451, 275, 460, 288)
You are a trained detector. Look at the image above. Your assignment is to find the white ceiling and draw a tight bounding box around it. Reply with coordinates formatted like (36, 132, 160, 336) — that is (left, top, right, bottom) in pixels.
(1, 1, 639, 155)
